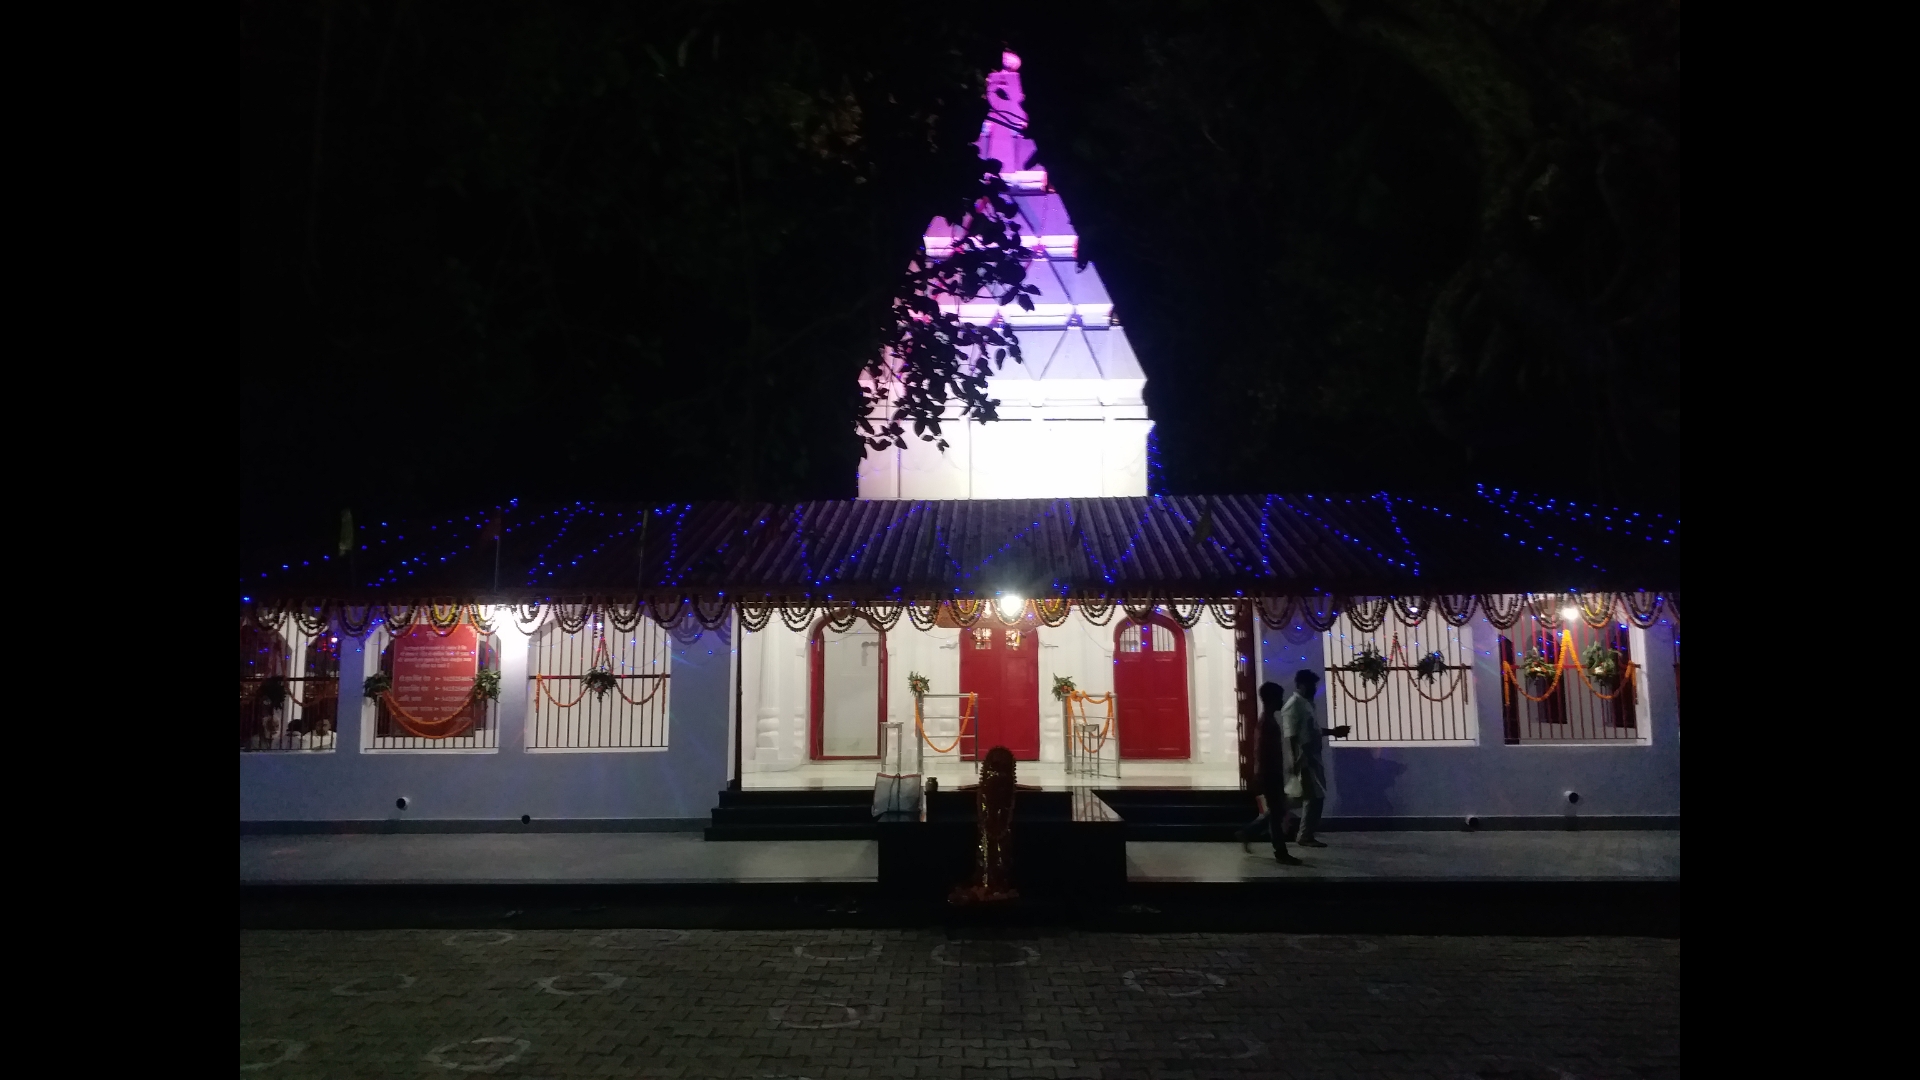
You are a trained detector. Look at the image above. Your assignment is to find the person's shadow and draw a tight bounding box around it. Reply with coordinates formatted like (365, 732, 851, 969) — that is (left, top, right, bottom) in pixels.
(1331, 749, 1409, 816)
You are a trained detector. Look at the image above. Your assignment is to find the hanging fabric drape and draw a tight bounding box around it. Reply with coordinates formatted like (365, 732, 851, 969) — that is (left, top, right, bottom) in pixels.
(242, 592, 1678, 652)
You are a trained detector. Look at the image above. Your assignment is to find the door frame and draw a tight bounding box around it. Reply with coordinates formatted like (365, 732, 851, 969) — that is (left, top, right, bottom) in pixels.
(807, 612, 889, 760)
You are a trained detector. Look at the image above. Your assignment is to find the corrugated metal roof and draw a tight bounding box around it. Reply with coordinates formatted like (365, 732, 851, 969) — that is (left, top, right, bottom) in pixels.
(244, 490, 1680, 603)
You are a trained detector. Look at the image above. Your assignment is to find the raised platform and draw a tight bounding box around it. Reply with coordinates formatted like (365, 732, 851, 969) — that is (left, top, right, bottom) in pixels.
(702, 785, 1675, 843)
(240, 828, 1679, 934)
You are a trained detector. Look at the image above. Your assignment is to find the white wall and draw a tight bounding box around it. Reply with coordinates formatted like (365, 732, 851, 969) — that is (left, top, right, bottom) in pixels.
(1187, 619, 1237, 763)
(856, 415, 1154, 500)
(239, 616, 734, 823)
(888, 624, 964, 765)
(742, 610, 1242, 767)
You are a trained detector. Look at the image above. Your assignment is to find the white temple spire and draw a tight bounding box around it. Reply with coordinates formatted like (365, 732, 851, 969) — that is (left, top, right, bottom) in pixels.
(858, 53, 1152, 500)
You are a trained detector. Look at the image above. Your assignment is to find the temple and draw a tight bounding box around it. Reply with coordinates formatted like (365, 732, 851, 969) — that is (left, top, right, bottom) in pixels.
(239, 56, 1681, 875)
(858, 53, 1150, 501)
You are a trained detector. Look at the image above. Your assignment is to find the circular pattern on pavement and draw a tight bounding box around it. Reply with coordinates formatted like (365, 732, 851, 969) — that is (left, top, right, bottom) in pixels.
(239, 1038, 306, 1071)
(331, 973, 416, 997)
(767, 1000, 863, 1029)
(424, 1036, 531, 1073)
(931, 941, 1039, 967)
(1123, 968, 1226, 996)
(535, 972, 626, 996)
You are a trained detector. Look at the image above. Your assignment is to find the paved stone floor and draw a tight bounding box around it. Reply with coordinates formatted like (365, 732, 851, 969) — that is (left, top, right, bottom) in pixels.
(240, 929, 1679, 1078)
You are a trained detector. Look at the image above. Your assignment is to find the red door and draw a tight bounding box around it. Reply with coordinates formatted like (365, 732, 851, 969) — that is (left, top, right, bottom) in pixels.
(1114, 614, 1190, 759)
(959, 624, 1041, 760)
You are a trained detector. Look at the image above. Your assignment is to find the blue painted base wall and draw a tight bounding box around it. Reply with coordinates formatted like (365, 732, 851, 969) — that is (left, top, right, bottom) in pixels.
(239, 632, 733, 824)
(1259, 614, 1681, 822)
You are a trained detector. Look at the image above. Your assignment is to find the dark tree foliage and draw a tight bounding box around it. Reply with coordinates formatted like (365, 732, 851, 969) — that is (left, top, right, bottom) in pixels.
(238, 1, 1679, 565)
(237, 1, 1019, 555)
(863, 170, 1037, 452)
(1014, 0, 1680, 505)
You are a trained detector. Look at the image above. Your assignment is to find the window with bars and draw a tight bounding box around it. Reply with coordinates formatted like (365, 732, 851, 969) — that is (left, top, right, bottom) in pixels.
(239, 619, 340, 752)
(367, 624, 501, 751)
(1117, 622, 1176, 653)
(1498, 615, 1647, 744)
(526, 616, 671, 751)
(1322, 612, 1475, 745)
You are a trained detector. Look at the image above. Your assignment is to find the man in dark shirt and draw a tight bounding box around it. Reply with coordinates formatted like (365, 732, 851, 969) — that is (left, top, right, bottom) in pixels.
(1236, 681, 1304, 865)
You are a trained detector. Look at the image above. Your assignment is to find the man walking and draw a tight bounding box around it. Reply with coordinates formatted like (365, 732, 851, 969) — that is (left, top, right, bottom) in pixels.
(1237, 681, 1303, 865)
(1282, 669, 1348, 847)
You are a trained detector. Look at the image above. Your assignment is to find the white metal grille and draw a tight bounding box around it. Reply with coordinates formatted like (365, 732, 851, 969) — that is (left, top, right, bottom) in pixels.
(526, 617, 672, 751)
(1500, 616, 1646, 744)
(239, 616, 340, 752)
(1323, 612, 1475, 745)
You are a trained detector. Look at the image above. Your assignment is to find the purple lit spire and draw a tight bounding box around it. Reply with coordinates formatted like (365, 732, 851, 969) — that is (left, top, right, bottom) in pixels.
(858, 51, 1154, 500)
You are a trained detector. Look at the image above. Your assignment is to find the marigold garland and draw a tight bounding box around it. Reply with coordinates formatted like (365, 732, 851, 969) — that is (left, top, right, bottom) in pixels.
(533, 672, 667, 709)
(1064, 691, 1116, 754)
(1499, 628, 1639, 703)
(914, 691, 976, 754)
(948, 598, 986, 629)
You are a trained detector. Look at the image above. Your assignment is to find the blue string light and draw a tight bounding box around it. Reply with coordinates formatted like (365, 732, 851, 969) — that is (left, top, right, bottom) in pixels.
(1275, 495, 1413, 572)
(243, 486, 1672, 601)
(1146, 428, 1166, 497)
(1468, 485, 1605, 570)
(1482, 485, 1678, 545)
(1376, 492, 1421, 578)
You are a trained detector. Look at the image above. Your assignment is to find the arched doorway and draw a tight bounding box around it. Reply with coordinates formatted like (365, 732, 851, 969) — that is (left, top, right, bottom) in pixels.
(960, 624, 1041, 760)
(1114, 613, 1190, 759)
(809, 614, 888, 759)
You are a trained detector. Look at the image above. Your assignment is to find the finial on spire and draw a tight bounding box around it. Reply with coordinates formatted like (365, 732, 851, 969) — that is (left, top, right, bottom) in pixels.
(1001, 50, 1021, 72)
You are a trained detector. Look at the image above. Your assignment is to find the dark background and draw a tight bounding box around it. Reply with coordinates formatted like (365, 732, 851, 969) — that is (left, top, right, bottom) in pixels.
(238, 1, 1680, 567)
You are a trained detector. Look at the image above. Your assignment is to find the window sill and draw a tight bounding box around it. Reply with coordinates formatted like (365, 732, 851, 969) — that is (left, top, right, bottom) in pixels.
(360, 747, 501, 755)
(523, 745, 670, 754)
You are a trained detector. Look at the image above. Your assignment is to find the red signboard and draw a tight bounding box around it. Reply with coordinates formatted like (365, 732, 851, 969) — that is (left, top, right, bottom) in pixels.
(391, 625, 480, 720)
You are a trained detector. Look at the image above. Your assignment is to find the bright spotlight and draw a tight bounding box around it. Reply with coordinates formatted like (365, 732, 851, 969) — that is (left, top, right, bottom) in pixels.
(997, 594, 1026, 620)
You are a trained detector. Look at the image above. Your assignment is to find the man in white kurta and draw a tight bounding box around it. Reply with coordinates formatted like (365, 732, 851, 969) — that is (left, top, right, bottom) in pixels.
(1282, 670, 1347, 847)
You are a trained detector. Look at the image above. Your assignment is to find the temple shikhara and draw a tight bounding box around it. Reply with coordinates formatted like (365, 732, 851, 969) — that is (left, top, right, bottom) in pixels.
(857, 53, 1150, 502)
(240, 55, 1680, 869)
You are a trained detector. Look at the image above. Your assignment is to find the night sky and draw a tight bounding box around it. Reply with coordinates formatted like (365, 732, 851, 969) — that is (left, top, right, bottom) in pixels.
(238, 2, 1680, 566)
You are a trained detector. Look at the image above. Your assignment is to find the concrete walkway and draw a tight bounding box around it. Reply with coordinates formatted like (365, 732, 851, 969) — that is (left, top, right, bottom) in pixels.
(241, 830, 1677, 886)
(1130, 830, 1679, 882)
(241, 833, 879, 885)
